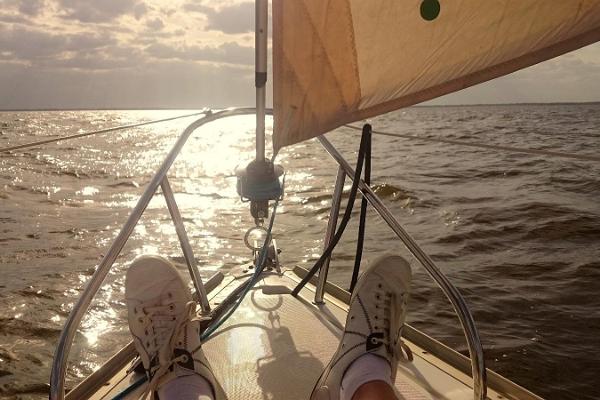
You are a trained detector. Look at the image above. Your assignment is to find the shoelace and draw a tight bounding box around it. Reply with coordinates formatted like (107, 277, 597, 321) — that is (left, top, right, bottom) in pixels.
(374, 290, 413, 362)
(138, 300, 197, 399)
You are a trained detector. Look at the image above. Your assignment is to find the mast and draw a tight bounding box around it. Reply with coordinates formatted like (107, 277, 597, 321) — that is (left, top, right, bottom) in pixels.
(236, 0, 280, 226)
(255, 0, 268, 161)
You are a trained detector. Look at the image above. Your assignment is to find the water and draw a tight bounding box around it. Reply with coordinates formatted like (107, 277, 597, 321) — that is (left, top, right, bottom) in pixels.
(1, 105, 599, 400)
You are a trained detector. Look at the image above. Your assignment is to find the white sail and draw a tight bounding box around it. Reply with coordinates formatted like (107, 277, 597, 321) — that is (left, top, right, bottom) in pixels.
(273, 0, 600, 151)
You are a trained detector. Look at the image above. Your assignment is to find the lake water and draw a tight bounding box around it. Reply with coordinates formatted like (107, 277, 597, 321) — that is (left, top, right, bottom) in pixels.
(1, 104, 599, 399)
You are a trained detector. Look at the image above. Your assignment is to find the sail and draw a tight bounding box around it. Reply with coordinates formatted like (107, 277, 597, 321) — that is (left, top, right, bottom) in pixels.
(272, 0, 600, 151)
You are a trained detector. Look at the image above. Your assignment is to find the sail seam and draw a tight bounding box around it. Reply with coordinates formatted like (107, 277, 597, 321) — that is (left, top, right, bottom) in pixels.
(344, 0, 362, 104)
(297, 1, 350, 110)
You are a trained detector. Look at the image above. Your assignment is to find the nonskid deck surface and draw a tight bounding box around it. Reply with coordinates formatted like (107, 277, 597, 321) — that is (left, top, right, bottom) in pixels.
(90, 270, 512, 400)
(204, 276, 414, 399)
(202, 272, 467, 400)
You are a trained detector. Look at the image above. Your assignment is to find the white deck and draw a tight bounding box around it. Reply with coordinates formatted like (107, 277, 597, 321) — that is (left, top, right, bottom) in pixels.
(78, 269, 539, 400)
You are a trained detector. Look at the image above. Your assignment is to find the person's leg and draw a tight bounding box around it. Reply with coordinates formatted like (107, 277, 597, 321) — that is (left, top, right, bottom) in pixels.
(158, 375, 214, 400)
(125, 255, 224, 400)
(340, 354, 396, 400)
(351, 381, 398, 400)
(311, 254, 412, 400)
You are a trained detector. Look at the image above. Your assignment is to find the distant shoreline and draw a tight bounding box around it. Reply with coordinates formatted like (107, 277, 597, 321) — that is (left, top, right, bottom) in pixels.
(1, 101, 599, 112)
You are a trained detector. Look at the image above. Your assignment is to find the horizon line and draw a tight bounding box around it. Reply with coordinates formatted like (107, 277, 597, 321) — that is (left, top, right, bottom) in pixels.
(1, 100, 599, 112)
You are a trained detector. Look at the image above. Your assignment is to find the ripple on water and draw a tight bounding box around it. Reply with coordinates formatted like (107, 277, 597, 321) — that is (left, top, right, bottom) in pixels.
(1, 107, 599, 400)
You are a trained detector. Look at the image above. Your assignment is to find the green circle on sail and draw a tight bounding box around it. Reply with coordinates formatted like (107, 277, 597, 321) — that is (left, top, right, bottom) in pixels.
(420, 0, 440, 21)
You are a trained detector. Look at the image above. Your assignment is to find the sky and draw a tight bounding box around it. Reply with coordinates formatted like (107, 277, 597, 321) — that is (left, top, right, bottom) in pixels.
(0, 0, 599, 110)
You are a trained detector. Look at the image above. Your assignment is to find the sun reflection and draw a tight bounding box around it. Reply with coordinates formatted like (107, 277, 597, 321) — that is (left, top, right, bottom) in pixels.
(178, 115, 262, 178)
(82, 306, 117, 347)
(137, 244, 161, 256)
(77, 186, 99, 196)
(226, 326, 267, 366)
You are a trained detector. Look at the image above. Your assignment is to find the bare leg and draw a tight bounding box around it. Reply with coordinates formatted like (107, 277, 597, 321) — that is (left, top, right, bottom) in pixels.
(352, 381, 399, 400)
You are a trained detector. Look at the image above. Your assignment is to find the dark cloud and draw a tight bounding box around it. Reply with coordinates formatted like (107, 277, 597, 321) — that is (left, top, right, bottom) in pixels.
(184, 1, 254, 34)
(18, 0, 45, 16)
(58, 0, 147, 23)
(0, 25, 115, 61)
(0, 25, 66, 59)
(181, 2, 209, 14)
(0, 0, 37, 21)
(145, 41, 253, 65)
(133, 2, 149, 20)
(160, 8, 177, 17)
(146, 17, 164, 31)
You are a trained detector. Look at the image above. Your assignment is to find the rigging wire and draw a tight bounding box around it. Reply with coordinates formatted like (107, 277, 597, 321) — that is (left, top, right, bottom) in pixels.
(0, 111, 209, 153)
(344, 124, 600, 163)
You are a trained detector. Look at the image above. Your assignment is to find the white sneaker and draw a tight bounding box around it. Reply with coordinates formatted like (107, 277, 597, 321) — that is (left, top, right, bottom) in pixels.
(311, 254, 412, 400)
(125, 255, 225, 399)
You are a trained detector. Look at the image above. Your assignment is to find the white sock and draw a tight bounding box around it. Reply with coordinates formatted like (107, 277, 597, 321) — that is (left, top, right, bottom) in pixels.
(158, 374, 215, 400)
(340, 354, 393, 400)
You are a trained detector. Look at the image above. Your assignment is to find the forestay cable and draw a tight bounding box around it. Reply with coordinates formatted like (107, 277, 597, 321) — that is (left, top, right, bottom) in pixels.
(0, 111, 208, 153)
(344, 124, 600, 163)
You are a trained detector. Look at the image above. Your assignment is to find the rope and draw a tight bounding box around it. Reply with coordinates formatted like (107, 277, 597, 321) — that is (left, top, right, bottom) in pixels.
(0, 111, 209, 153)
(111, 198, 280, 399)
(110, 374, 146, 400)
(201, 197, 280, 340)
(349, 127, 371, 293)
(291, 124, 372, 297)
(344, 124, 600, 163)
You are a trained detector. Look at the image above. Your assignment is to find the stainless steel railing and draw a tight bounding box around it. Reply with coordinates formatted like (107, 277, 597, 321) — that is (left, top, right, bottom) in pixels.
(51, 108, 485, 400)
(314, 166, 345, 304)
(315, 135, 487, 400)
(50, 108, 267, 400)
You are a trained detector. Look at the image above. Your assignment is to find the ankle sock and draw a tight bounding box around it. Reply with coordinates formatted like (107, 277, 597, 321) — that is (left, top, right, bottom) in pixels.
(158, 374, 215, 400)
(340, 353, 393, 400)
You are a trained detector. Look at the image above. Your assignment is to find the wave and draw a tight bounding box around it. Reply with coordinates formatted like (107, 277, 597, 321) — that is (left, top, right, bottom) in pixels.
(371, 183, 414, 200)
(107, 181, 140, 188)
(0, 317, 61, 339)
(523, 215, 600, 242)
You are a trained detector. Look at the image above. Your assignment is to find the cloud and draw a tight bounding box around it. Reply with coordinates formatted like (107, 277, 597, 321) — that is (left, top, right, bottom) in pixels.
(184, 1, 254, 34)
(0, 25, 115, 62)
(0, 0, 598, 110)
(145, 41, 253, 65)
(146, 17, 164, 31)
(18, 0, 45, 16)
(57, 0, 147, 23)
(0, 12, 29, 23)
(133, 2, 149, 20)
